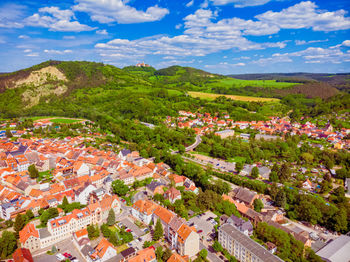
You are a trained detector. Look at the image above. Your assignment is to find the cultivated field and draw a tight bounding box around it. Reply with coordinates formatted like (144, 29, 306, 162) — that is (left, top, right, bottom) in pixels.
(188, 91, 280, 102)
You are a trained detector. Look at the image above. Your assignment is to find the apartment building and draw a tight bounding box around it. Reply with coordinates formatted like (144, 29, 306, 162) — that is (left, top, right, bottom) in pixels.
(219, 224, 283, 262)
(131, 199, 158, 224)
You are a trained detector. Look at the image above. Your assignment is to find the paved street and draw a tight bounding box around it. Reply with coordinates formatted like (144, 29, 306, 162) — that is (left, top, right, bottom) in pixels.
(120, 217, 144, 237)
(34, 238, 85, 262)
(200, 242, 222, 262)
(187, 211, 217, 238)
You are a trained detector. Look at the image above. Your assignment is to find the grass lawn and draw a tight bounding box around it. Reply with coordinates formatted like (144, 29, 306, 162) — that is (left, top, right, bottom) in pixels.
(37, 170, 52, 182)
(116, 244, 128, 253)
(228, 156, 246, 163)
(26, 116, 54, 121)
(109, 226, 119, 233)
(211, 78, 299, 89)
(50, 118, 81, 124)
(188, 91, 280, 102)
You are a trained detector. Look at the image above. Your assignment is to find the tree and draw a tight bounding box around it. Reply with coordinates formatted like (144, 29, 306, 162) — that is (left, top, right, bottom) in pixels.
(87, 224, 100, 240)
(269, 171, 279, 182)
(153, 218, 163, 241)
(62, 196, 69, 207)
(235, 162, 243, 173)
(0, 231, 17, 258)
(253, 199, 264, 212)
(212, 240, 223, 252)
(25, 209, 34, 221)
(107, 209, 116, 226)
(112, 180, 129, 196)
(28, 164, 39, 179)
(155, 246, 164, 261)
(199, 249, 208, 259)
(275, 190, 286, 208)
(109, 232, 118, 246)
(162, 248, 172, 261)
(51, 245, 57, 253)
(14, 214, 25, 237)
(5, 129, 12, 138)
(101, 224, 112, 238)
(301, 152, 314, 163)
(251, 166, 259, 179)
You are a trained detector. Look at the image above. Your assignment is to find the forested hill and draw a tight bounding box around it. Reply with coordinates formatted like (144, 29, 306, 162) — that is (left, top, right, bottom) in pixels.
(0, 60, 348, 124)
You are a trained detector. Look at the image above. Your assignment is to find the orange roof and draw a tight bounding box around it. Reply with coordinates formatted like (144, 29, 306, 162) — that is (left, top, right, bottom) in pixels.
(154, 205, 175, 224)
(167, 253, 189, 262)
(75, 228, 88, 238)
(90, 238, 116, 260)
(19, 223, 39, 244)
(177, 224, 194, 243)
(132, 200, 158, 216)
(128, 247, 156, 262)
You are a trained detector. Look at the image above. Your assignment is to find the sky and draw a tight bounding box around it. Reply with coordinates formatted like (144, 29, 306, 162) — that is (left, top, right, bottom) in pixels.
(0, 0, 349, 74)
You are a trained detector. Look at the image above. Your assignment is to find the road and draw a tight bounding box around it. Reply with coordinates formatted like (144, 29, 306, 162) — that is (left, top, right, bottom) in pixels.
(185, 135, 202, 152)
(200, 242, 222, 262)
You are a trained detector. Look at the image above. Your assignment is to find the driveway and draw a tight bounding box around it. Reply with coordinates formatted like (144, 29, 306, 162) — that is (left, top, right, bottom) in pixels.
(188, 211, 217, 238)
(120, 217, 144, 237)
(34, 238, 86, 262)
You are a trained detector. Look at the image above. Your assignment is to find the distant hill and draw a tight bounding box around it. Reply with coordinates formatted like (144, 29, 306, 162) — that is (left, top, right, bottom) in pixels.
(0, 60, 344, 120)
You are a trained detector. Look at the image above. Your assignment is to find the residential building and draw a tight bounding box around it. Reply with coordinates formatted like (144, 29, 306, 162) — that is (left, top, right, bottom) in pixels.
(131, 199, 158, 224)
(226, 215, 253, 236)
(232, 187, 258, 207)
(19, 223, 40, 253)
(219, 223, 283, 262)
(215, 130, 235, 139)
(128, 247, 157, 262)
(167, 253, 189, 262)
(164, 187, 181, 204)
(316, 235, 350, 262)
(89, 238, 117, 262)
(12, 248, 34, 262)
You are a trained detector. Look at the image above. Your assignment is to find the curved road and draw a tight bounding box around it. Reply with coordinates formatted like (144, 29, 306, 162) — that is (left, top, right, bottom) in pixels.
(185, 135, 202, 152)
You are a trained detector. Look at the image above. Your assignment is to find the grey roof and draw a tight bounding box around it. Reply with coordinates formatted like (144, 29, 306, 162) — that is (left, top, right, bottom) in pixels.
(121, 247, 135, 257)
(120, 149, 131, 157)
(316, 235, 350, 262)
(227, 215, 253, 233)
(233, 187, 257, 205)
(39, 227, 52, 239)
(220, 223, 283, 262)
(81, 244, 94, 256)
(146, 181, 164, 192)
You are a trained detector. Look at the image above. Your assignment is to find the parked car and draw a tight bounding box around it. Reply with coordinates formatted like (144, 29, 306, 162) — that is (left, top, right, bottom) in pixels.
(198, 230, 203, 233)
(56, 254, 65, 261)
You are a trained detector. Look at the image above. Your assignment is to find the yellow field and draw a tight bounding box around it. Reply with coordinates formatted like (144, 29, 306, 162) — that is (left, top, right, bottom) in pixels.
(188, 91, 279, 102)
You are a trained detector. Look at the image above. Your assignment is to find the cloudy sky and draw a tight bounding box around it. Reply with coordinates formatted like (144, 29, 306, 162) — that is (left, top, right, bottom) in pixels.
(0, 0, 349, 74)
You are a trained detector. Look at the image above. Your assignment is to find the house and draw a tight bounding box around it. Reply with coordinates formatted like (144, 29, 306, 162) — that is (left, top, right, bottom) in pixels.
(89, 238, 117, 262)
(146, 181, 165, 196)
(226, 215, 253, 236)
(316, 235, 350, 262)
(75, 184, 97, 205)
(302, 179, 312, 190)
(128, 247, 157, 262)
(73, 161, 90, 176)
(345, 178, 350, 196)
(232, 187, 258, 207)
(164, 187, 181, 204)
(118, 149, 131, 160)
(167, 253, 189, 262)
(215, 130, 234, 139)
(19, 223, 40, 253)
(132, 200, 158, 224)
(219, 223, 283, 262)
(12, 248, 34, 262)
(266, 242, 277, 254)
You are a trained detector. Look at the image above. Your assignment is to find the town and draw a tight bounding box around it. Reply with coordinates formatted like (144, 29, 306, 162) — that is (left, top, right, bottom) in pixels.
(0, 116, 348, 262)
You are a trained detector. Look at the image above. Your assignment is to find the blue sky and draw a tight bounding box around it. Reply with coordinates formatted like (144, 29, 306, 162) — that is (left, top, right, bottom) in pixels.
(0, 0, 349, 74)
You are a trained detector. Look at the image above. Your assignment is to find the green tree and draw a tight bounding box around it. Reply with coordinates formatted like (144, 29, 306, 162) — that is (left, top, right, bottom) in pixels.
(25, 209, 34, 222)
(153, 218, 163, 241)
(28, 164, 39, 179)
(155, 246, 164, 261)
(109, 233, 118, 246)
(112, 180, 129, 196)
(0, 231, 17, 258)
(62, 196, 69, 207)
(269, 171, 279, 182)
(101, 224, 112, 238)
(253, 199, 264, 212)
(251, 166, 259, 179)
(162, 248, 172, 261)
(87, 224, 100, 240)
(107, 209, 116, 226)
(212, 240, 223, 252)
(275, 190, 286, 208)
(5, 129, 12, 138)
(235, 162, 243, 173)
(14, 214, 25, 237)
(199, 249, 208, 259)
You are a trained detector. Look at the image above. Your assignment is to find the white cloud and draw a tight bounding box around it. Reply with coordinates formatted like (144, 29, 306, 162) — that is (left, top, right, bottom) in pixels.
(0, 4, 26, 28)
(200, 0, 209, 8)
(175, 24, 182, 29)
(63, 36, 76, 39)
(295, 39, 328, 45)
(256, 1, 350, 31)
(342, 40, 350, 47)
(25, 53, 39, 57)
(210, 0, 272, 8)
(23, 49, 32, 53)
(73, 0, 169, 24)
(253, 43, 350, 65)
(96, 29, 108, 35)
(18, 35, 30, 39)
(44, 49, 72, 54)
(186, 0, 194, 7)
(26, 6, 96, 32)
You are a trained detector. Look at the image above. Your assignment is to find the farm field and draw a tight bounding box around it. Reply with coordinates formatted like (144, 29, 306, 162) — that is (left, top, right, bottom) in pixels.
(210, 78, 299, 89)
(188, 91, 280, 102)
(49, 118, 83, 124)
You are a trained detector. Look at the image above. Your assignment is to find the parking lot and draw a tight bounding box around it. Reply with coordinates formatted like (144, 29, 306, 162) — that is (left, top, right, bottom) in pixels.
(120, 217, 144, 237)
(187, 211, 217, 238)
(192, 154, 236, 173)
(34, 238, 85, 262)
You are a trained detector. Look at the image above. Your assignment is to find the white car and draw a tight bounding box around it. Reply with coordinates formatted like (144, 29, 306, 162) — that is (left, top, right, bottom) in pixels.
(56, 253, 65, 261)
